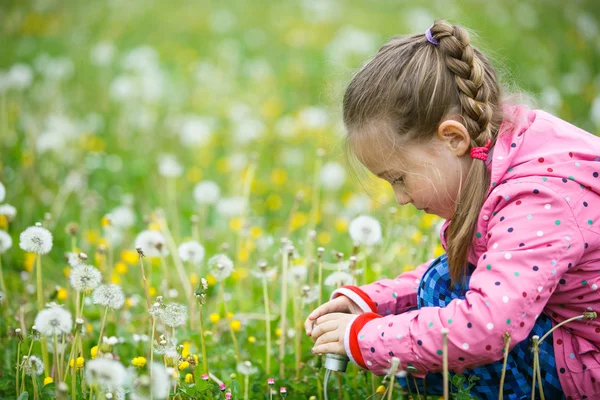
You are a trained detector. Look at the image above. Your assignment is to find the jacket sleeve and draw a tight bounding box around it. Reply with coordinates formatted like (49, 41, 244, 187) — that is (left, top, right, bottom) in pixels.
(329, 259, 433, 315)
(342, 182, 584, 376)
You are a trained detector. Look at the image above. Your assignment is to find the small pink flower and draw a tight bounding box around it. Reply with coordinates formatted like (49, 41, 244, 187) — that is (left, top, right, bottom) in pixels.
(225, 393, 232, 399)
(201, 374, 209, 381)
(267, 378, 275, 386)
(219, 383, 227, 391)
(280, 387, 287, 394)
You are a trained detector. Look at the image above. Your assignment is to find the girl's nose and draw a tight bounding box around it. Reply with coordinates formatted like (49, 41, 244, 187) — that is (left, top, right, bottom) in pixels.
(394, 190, 411, 206)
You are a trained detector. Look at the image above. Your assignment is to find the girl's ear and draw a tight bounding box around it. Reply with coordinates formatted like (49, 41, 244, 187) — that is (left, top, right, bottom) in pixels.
(436, 119, 471, 157)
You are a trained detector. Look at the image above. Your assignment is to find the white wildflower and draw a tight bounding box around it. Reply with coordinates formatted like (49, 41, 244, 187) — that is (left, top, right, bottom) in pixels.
(163, 303, 187, 327)
(324, 271, 354, 287)
(178, 240, 205, 265)
(131, 362, 169, 400)
(288, 265, 307, 284)
(70, 264, 102, 293)
(320, 161, 346, 191)
(193, 180, 221, 205)
(158, 154, 183, 178)
(0, 182, 5, 202)
(298, 106, 329, 130)
(236, 360, 258, 376)
(179, 116, 215, 146)
(85, 358, 126, 391)
(0, 230, 12, 253)
(0, 204, 17, 220)
(24, 355, 44, 376)
(216, 196, 246, 218)
(92, 284, 125, 310)
(19, 225, 53, 255)
(207, 254, 234, 281)
(301, 285, 319, 305)
(349, 215, 382, 246)
(134, 230, 168, 257)
(34, 306, 73, 336)
(66, 252, 84, 267)
(108, 205, 136, 229)
(200, 278, 208, 291)
(8, 63, 33, 90)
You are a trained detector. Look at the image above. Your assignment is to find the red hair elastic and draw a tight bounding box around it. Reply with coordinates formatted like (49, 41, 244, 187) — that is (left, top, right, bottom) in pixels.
(470, 139, 493, 161)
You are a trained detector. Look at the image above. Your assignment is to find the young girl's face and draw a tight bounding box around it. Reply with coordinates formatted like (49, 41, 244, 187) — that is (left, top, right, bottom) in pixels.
(351, 119, 473, 220)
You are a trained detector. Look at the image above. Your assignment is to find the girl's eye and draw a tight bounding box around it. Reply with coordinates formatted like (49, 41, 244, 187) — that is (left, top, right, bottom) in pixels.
(391, 176, 404, 185)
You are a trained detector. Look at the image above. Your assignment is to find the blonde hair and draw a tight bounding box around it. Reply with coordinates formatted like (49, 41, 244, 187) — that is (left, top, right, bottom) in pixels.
(342, 20, 506, 285)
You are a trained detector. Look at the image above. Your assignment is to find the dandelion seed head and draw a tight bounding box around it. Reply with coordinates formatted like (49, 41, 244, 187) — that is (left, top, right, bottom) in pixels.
(34, 305, 73, 336)
(158, 154, 183, 178)
(163, 303, 187, 327)
(324, 271, 354, 287)
(216, 196, 247, 218)
(0, 204, 17, 220)
(92, 284, 125, 310)
(348, 215, 382, 246)
(109, 205, 136, 229)
(320, 161, 346, 191)
(85, 358, 127, 391)
(24, 355, 44, 376)
(208, 254, 234, 281)
(0, 230, 12, 253)
(178, 240, 205, 265)
(19, 225, 53, 254)
(193, 180, 221, 205)
(236, 360, 258, 376)
(134, 230, 168, 258)
(70, 264, 102, 293)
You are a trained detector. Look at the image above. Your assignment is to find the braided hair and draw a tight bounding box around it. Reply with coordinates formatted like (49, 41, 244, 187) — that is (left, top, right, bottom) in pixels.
(342, 19, 506, 285)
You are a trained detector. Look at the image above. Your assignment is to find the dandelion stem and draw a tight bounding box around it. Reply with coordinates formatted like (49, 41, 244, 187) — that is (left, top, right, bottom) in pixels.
(96, 306, 109, 353)
(198, 305, 209, 374)
(499, 332, 511, 400)
(150, 316, 156, 400)
(531, 335, 540, 400)
(0, 255, 8, 311)
(317, 250, 323, 306)
(293, 282, 302, 380)
(15, 339, 21, 397)
(305, 149, 323, 280)
(71, 361, 76, 400)
(538, 312, 596, 345)
(244, 373, 249, 400)
(53, 333, 61, 382)
(279, 245, 290, 379)
(262, 276, 271, 375)
(32, 372, 40, 400)
(22, 337, 35, 393)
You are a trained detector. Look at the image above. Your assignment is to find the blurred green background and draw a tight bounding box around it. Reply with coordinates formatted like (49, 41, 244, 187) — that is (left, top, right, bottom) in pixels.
(0, 0, 599, 398)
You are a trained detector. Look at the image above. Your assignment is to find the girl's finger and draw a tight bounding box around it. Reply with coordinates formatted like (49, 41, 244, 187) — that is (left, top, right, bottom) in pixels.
(310, 319, 339, 342)
(307, 297, 345, 320)
(314, 330, 339, 347)
(312, 342, 344, 356)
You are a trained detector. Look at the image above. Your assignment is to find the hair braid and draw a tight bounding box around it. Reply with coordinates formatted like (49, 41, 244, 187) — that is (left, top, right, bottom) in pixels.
(429, 20, 499, 285)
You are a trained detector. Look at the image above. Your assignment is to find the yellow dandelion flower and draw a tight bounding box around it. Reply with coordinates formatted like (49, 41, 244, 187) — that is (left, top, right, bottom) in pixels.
(86, 324, 93, 333)
(193, 354, 199, 364)
(206, 275, 216, 286)
(250, 226, 263, 239)
(120, 250, 139, 265)
(101, 216, 111, 228)
(85, 230, 100, 245)
(44, 377, 53, 386)
(227, 312, 233, 320)
(236, 248, 249, 263)
(229, 217, 243, 232)
(149, 223, 161, 231)
(149, 286, 157, 297)
(376, 385, 386, 394)
(63, 267, 70, 277)
(230, 320, 241, 332)
(317, 232, 331, 245)
(70, 357, 84, 369)
(266, 194, 283, 211)
(132, 357, 147, 368)
(334, 217, 348, 232)
(0, 215, 7, 230)
(189, 273, 199, 286)
(270, 169, 287, 185)
(57, 287, 68, 301)
(181, 342, 192, 358)
(115, 262, 128, 274)
(90, 346, 98, 359)
(178, 361, 190, 370)
(412, 231, 423, 244)
(24, 252, 36, 272)
(248, 336, 256, 343)
(111, 273, 121, 285)
(290, 212, 307, 231)
(275, 328, 282, 337)
(209, 314, 220, 324)
(125, 297, 134, 308)
(185, 373, 194, 384)
(187, 166, 203, 183)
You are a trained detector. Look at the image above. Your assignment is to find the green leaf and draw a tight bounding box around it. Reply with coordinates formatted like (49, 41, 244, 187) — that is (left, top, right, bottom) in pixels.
(231, 379, 242, 397)
(17, 392, 29, 400)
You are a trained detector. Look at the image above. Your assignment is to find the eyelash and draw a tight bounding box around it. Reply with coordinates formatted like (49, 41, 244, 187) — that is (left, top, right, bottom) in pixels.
(391, 176, 404, 185)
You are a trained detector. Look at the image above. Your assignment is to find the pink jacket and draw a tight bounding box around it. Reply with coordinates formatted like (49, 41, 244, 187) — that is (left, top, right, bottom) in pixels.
(332, 104, 600, 400)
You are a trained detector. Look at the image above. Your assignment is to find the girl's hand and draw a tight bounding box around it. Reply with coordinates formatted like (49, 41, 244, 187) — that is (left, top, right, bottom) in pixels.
(304, 296, 364, 336)
(309, 312, 356, 356)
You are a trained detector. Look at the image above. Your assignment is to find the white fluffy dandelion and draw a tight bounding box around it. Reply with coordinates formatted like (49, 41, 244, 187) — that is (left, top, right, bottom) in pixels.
(23, 355, 44, 376)
(193, 180, 221, 205)
(324, 271, 354, 287)
(163, 303, 187, 327)
(216, 196, 246, 218)
(0, 230, 12, 253)
(85, 358, 127, 391)
(108, 205, 136, 229)
(236, 360, 258, 376)
(207, 254, 234, 281)
(288, 265, 308, 284)
(19, 225, 53, 255)
(348, 215, 382, 246)
(158, 154, 183, 178)
(92, 284, 125, 310)
(66, 252, 87, 267)
(34, 305, 73, 336)
(178, 240, 205, 265)
(70, 264, 102, 293)
(134, 230, 168, 257)
(320, 161, 346, 191)
(0, 204, 17, 221)
(131, 362, 170, 400)
(0, 182, 5, 203)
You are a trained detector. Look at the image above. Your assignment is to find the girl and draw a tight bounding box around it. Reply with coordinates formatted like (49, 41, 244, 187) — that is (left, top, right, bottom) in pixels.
(304, 19, 600, 400)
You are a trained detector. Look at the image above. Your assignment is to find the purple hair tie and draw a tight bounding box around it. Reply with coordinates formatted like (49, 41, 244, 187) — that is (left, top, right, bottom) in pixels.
(425, 25, 439, 45)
